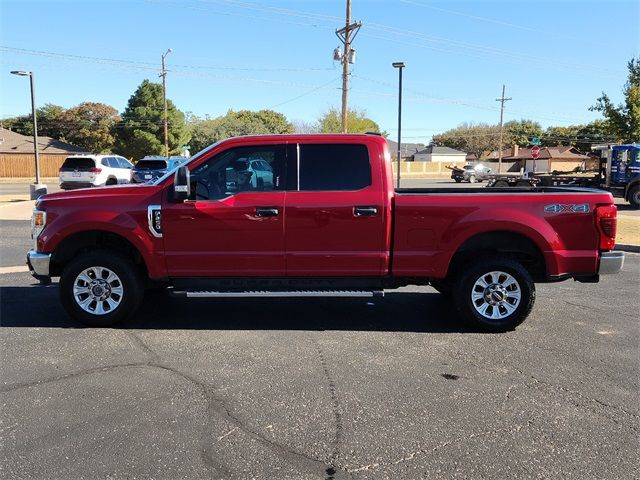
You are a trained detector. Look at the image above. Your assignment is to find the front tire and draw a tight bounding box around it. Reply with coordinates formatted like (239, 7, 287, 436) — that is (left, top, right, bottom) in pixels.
(452, 256, 535, 332)
(468, 175, 477, 183)
(60, 250, 143, 326)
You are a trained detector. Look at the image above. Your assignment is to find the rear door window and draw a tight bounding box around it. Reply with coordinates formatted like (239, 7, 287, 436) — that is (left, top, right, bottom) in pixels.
(297, 144, 371, 191)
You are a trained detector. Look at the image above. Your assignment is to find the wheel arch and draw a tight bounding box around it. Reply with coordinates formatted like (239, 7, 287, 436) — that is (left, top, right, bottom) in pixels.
(448, 230, 547, 282)
(50, 230, 149, 277)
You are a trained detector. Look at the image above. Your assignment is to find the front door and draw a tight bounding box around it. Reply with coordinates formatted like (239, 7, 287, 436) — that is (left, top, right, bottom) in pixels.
(162, 144, 287, 277)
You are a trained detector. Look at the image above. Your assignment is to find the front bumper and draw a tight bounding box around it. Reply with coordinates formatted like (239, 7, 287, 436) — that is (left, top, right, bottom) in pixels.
(27, 250, 52, 278)
(598, 251, 625, 275)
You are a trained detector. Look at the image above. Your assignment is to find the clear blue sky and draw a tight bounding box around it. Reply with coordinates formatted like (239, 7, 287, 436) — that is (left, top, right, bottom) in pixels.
(1, 0, 638, 145)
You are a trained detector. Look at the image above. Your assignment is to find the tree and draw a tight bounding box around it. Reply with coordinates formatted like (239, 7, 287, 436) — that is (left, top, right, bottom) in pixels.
(543, 125, 583, 147)
(114, 80, 190, 159)
(292, 119, 319, 134)
(3, 103, 66, 139)
(591, 57, 640, 142)
(318, 107, 386, 135)
(432, 123, 502, 160)
(59, 102, 120, 153)
(187, 109, 294, 153)
(505, 119, 543, 146)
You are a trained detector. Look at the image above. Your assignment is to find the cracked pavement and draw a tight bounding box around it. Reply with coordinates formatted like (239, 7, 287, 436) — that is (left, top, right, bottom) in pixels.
(1, 219, 639, 479)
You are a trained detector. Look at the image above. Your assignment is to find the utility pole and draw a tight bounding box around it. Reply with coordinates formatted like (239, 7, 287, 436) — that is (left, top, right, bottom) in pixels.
(335, 0, 361, 133)
(496, 84, 512, 174)
(160, 48, 172, 158)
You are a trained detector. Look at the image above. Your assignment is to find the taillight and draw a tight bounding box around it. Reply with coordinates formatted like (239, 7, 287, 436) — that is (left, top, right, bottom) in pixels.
(89, 167, 102, 174)
(595, 205, 617, 251)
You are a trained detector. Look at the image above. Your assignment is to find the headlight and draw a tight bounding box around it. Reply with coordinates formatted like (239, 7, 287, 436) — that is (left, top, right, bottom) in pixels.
(31, 209, 47, 249)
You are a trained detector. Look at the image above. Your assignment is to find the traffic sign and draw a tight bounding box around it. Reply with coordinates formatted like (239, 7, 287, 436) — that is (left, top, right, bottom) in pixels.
(531, 145, 541, 159)
(531, 137, 541, 146)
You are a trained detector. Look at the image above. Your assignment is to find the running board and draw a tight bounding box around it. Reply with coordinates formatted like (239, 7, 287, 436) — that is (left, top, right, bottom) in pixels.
(171, 290, 384, 298)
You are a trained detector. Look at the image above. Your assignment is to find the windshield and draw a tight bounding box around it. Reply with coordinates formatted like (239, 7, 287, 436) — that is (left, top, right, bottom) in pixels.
(152, 141, 221, 185)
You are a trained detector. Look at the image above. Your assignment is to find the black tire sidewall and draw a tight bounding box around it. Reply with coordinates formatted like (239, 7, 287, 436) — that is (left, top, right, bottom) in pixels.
(453, 257, 535, 332)
(628, 185, 640, 208)
(60, 250, 143, 326)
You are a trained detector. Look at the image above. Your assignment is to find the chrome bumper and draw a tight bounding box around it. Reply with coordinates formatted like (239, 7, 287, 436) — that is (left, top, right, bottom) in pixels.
(598, 251, 625, 275)
(27, 250, 51, 277)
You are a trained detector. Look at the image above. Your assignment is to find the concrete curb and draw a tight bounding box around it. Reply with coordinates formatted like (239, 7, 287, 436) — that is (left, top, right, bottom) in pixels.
(615, 244, 640, 253)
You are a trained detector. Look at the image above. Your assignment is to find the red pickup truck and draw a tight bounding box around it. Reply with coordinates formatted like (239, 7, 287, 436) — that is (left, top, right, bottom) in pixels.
(27, 134, 624, 331)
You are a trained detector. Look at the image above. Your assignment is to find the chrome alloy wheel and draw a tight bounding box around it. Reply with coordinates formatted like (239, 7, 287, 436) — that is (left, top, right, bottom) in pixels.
(471, 270, 521, 320)
(72, 266, 124, 315)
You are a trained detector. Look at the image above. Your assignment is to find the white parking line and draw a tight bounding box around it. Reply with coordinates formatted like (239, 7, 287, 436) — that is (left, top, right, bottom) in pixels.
(0, 266, 29, 274)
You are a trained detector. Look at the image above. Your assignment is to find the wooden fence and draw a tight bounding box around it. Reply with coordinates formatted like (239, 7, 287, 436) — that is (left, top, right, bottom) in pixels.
(0, 154, 68, 178)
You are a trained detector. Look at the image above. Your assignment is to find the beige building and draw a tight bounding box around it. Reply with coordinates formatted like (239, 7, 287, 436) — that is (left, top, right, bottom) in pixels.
(0, 127, 87, 177)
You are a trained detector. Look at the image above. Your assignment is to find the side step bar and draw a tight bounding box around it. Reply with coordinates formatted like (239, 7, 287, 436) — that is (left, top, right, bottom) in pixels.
(171, 290, 384, 298)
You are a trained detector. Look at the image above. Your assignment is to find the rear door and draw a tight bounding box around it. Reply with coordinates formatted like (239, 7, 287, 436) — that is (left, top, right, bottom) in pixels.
(284, 142, 387, 276)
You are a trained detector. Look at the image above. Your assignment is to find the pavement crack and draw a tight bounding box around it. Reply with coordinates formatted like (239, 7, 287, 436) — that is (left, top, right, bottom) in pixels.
(346, 420, 534, 473)
(123, 330, 161, 363)
(561, 300, 638, 319)
(0, 362, 150, 393)
(308, 335, 346, 479)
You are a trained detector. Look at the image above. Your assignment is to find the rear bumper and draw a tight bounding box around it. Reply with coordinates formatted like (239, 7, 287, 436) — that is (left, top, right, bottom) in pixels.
(598, 251, 625, 275)
(27, 250, 51, 278)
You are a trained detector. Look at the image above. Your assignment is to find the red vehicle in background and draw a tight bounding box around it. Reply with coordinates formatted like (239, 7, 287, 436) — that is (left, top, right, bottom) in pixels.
(27, 134, 624, 331)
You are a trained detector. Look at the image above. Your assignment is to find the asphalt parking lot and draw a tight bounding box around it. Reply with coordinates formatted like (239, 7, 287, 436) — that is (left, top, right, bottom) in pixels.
(1, 213, 638, 479)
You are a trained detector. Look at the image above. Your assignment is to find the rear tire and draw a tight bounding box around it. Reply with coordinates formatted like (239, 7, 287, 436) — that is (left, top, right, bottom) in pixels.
(493, 180, 509, 188)
(452, 256, 535, 332)
(468, 175, 477, 183)
(60, 250, 144, 327)
(516, 180, 532, 187)
(106, 178, 117, 186)
(627, 185, 640, 209)
(454, 178, 462, 183)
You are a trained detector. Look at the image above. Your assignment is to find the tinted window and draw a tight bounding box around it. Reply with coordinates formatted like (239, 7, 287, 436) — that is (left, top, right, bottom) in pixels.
(101, 158, 112, 167)
(135, 160, 168, 170)
(190, 145, 285, 200)
(60, 157, 95, 171)
(298, 144, 371, 191)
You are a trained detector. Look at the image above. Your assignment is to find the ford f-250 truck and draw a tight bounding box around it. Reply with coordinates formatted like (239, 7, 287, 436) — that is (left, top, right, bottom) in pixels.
(27, 134, 625, 331)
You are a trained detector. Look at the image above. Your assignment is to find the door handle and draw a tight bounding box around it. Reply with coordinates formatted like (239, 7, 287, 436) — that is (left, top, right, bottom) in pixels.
(353, 206, 378, 217)
(256, 207, 279, 217)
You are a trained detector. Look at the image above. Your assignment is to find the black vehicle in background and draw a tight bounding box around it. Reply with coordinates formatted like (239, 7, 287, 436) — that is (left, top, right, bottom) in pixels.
(131, 156, 187, 184)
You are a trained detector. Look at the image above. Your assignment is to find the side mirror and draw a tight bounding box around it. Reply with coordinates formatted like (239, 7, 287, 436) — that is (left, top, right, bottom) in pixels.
(173, 166, 191, 202)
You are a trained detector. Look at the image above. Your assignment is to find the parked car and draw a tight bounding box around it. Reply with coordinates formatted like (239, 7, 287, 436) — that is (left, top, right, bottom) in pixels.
(451, 163, 493, 183)
(30, 134, 623, 332)
(59, 155, 133, 190)
(233, 158, 274, 190)
(132, 156, 187, 184)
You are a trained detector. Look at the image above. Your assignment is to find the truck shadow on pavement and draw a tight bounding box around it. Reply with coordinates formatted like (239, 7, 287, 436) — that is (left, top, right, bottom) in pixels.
(1, 284, 474, 333)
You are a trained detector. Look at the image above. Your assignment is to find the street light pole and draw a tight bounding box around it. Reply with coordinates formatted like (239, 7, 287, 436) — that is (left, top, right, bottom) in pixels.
(11, 70, 45, 199)
(392, 62, 405, 189)
(160, 48, 172, 158)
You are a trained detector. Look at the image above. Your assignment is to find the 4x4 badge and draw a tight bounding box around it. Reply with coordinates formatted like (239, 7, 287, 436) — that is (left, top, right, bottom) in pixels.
(544, 203, 590, 214)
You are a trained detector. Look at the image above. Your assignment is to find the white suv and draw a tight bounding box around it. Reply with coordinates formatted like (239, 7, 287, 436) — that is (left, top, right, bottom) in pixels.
(59, 155, 133, 190)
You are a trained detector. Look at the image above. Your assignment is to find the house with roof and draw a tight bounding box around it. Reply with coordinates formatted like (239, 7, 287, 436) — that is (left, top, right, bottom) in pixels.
(386, 139, 425, 161)
(413, 145, 467, 163)
(0, 127, 88, 178)
(503, 144, 590, 173)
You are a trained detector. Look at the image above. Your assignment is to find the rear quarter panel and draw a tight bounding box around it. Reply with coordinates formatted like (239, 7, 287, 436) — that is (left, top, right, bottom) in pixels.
(392, 189, 615, 278)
